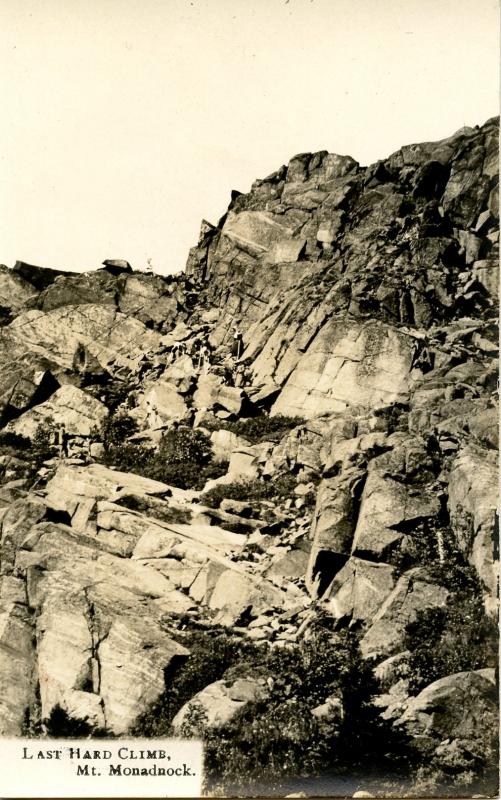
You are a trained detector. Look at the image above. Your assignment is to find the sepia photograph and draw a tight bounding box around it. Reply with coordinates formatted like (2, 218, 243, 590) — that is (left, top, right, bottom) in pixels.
(0, 0, 498, 797)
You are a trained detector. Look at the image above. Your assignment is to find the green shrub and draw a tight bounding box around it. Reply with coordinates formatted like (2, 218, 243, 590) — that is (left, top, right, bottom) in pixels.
(98, 423, 227, 490)
(131, 624, 414, 795)
(43, 704, 110, 739)
(144, 427, 217, 490)
(226, 414, 305, 443)
(130, 630, 254, 737)
(32, 422, 58, 462)
(403, 589, 498, 693)
(0, 426, 54, 487)
(44, 705, 94, 738)
(202, 628, 413, 794)
(101, 412, 139, 450)
(101, 442, 152, 473)
(202, 473, 297, 508)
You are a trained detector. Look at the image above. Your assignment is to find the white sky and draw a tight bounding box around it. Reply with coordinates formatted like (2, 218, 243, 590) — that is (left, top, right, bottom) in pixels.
(0, 0, 499, 275)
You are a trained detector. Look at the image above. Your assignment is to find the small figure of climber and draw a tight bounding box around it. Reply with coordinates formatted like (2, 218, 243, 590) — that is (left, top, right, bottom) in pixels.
(234, 361, 245, 387)
(234, 359, 252, 388)
(56, 423, 69, 458)
(172, 340, 186, 360)
(413, 344, 434, 374)
(201, 344, 211, 373)
(232, 325, 244, 359)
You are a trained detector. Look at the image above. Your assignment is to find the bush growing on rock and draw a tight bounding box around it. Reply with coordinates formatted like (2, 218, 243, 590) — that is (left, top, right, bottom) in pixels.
(101, 412, 139, 449)
(131, 624, 415, 795)
(202, 473, 297, 508)
(146, 427, 221, 490)
(225, 414, 306, 443)
(130, 629, 252, 737)
(0, 431, 31, 453)
(204, 414, 306, 444)
(201, 629, 416, 795)
(0, 428, 52, 486)
(32, 422, 58, 461)
(403, 587, 498, 693)
(99, 420, 227, 490)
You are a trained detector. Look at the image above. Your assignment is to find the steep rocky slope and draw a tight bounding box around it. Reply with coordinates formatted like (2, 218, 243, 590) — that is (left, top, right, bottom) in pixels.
(0, 118, 498, 796)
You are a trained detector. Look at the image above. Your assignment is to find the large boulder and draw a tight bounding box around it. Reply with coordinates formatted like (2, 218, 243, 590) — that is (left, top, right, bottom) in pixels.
(118, 274, 177, 327)
(0, 577, 37, 735)
(161, 354, 196, 393)
(171, 677, 267, 732)
(221, 211, 294, 257)
(0, 265, 37, 311)
(306, 468, 363, 594)
(209, 428, 250, 462)
(323, 557, 396, 623)
(6, 385, 108, 438)
(36, 270, 119, 311)
(44, 463, 175, 507)
(139, 382, 188, 427)
(1, 305, 166, 377)
(193, 374, 244, 415)
(351, 472, 440, 561)
(15, 523, 190, 734)
(395, 670, 498, 770)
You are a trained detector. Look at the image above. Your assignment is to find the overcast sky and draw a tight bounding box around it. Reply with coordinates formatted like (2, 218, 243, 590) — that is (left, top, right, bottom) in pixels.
(0, 0, 498, 275)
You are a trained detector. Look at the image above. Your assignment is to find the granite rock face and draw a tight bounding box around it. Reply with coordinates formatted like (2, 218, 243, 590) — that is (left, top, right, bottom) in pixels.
(0, 119, 497, 784)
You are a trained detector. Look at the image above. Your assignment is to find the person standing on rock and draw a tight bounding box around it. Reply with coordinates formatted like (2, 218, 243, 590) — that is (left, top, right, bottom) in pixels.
(234, 359, 252, 388)
(234, 361, 245, 387)
(232, 325, 244, 359)
(197, 343, 210, 373)
(56, 423, 69, 458)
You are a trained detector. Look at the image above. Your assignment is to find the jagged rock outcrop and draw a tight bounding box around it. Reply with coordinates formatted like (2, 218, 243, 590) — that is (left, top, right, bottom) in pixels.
(0, 119, 497, 790)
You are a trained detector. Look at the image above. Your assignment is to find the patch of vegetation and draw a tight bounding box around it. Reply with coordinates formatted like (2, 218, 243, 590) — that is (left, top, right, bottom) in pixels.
(101, 412, 139, 448)
(144, 427, 223, 490)
(101, 442, 152, 473)
(86, 380, 137, 413)
(403, 583, 498, 694)
(116, 494, 192, 525)
(392, 522, 498, 694)
(43, 705, 110, 739)
(132, 623, 415, 795)
(202, 473, 297, 509)
(205, 414, 306, 444)
(0, 431, 31, 453)
(130, 629, 254, 737)
(15, 421, 61, 485)
(32, 422, 59, 462)
(0, 427, 55, 486)
(99, 417, 228, 490)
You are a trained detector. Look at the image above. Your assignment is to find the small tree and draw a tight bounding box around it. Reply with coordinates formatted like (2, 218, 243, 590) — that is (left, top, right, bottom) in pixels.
(145, 427, 214, 489)
(100, 412, 139, 451)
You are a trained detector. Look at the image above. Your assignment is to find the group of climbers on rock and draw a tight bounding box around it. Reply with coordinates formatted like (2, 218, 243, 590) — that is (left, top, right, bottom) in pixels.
(159, 316, 253, 389)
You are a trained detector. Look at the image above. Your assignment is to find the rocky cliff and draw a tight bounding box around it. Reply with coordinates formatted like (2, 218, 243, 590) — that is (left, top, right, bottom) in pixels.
(0, 118, 498, 796)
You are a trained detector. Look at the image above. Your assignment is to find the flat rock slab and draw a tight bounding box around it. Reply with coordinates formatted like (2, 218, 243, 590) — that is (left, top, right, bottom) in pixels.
(45, 463, 174, 504)
(272, 320, 413, 419)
